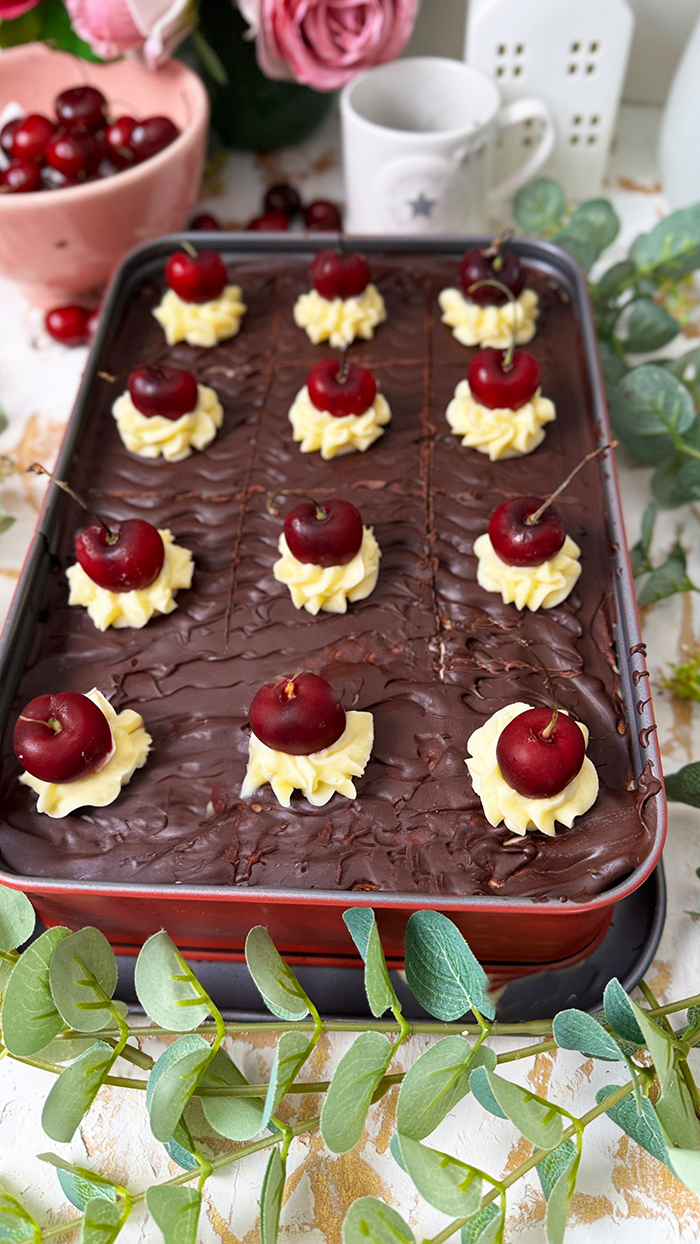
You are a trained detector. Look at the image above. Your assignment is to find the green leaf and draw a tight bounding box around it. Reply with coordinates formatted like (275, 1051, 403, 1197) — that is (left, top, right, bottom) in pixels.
(0, 1184, 41, 1244)
(260, 1148, 285, 1244)
(569, 198, 620, 252)
(597, 340, 628, 399)
(38, 0, 102, 58)
(611, 365, 695, 455)
(666, 1146, 700, 1194)
(470, 1069, 563, 1149)
(164, 1114, 200, 1172)
(396, 1037, 495, 1140)
(0, 885, 35, 953)
(592, 258, 637, 303)
(655, 1068, 700, 1148)
(0, 407, 6, 435)
(537, 1140, 578, 1200)
(263, 1031, 313, 1127)
(542, 1146, 579, 1244)
(665, 346, 700, 408)
(199, 1047, 266, 1141)
(245, 927, 312, 1021)
(0, 4, 43, 46)
(146, 1187, 201, 1244)
(614, 994, 674, 1090)
(552, 1009, 625, 1061)
(80, 1197, 124, 1244)
(39, 1155, 119, 1211)
(321, 1032, 393, 1154)
(404, 911, 494, 1021)
(34, 1034, 99, 1062)
(619, 298, 679, 353)
(603, 979, 645, 1045)
(637, 542, 696, 608)
(552, 227, 598, 274)
(513, 178, 566, 236)
(669, 762, 700, 807)
(469, 1065, 507, 1119)
(461, 1204, 503, 1244)
(191, 28, 228, 86)
(595, 1087, 669, 1164)
(393, 1134, 482, 1217)
(147, 1035, 213, 1143)
(134, 931, 212, 1032)
(343, 908, 398, 1019)
(342, 1198, 415, 1244)
(652, 456, 700, 507)
(2, 926, 71, 1055)
(49, 927, 118, 1033)
(630, 204, 700, 278)
(42, 1040, 115, 1143)
(630, 504, 657, 577)
(684, 1004, 700, 1036)
(0, 509, 14, 536)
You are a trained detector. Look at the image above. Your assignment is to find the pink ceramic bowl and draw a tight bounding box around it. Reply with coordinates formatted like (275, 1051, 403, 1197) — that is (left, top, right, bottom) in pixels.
(0, 43, 209, 307)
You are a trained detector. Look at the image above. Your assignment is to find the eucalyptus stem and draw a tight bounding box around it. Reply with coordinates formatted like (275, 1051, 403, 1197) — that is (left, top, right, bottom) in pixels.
(86, 1018, 557, 1040)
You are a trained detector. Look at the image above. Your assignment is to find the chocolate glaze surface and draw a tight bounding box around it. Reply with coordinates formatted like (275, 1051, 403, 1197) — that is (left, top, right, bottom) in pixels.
(0, 254, 658, 899)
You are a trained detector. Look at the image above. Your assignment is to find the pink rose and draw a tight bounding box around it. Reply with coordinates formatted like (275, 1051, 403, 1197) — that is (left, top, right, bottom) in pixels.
(242, 0, 418, 92)
(65, 0, 195, 69)
(0, 0, 41, 18)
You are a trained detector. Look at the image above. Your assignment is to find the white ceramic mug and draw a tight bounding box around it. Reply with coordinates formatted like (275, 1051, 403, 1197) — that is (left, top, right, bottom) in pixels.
(340, 57, 555, 234)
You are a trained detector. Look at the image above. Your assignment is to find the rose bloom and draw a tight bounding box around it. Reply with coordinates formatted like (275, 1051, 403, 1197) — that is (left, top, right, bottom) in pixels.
(65, 0, 196, 69)
(0, 0, 41, 18)
(239, 0, 418, 91)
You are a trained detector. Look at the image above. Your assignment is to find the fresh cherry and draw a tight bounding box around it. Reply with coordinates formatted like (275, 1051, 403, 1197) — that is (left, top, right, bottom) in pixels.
(305, 199, 342, 231)
(45, 132, 92, 178)
(284, 499, 363, 568)
(130, 116, 180, 163)
(166, 249, 227, 303)
(496, 707, 586, 799)
(459, 246, 526, 305)
(307, 358, 377, 417)
(75, 519, 165, 592)
(45, 305, 90, 345)
(489, 497, 566, 567)
(14, 691, 113, 784)
(468, 348, 541, 411)
(247, 210, 289, 231)
(264, 183, 302, 218)
(190, 212, 221, 230)
(104, 116, 136, 169)
(249, 672, 346, 755)
(55, 85, 107, 134)
(0, 160, 41, 193)
(127, 366, 198, 420)
(0, 117, 21, 158)
(11, 114, 56, 163)
(311, 249, 370, 300)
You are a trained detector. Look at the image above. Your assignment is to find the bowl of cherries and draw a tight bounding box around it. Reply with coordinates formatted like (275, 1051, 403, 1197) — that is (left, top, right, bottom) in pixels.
(0, 42, 209, 307)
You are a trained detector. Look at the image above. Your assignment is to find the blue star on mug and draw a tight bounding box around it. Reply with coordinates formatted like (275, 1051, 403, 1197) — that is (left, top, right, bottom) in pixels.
(408, 192, 436, 217)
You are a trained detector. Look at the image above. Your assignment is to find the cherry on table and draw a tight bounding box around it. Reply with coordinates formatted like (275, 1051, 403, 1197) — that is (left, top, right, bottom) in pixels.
(11, 114, 55, 163)
(249, 672, 346, 755)
(305, 200, 342, 231)
(459, 246, 526, 305)
(284, 499, 364, 568)
(54, 85, 107, 134)
(130, 116, 180, 163)
(247, 210, 289, 231)
(496, 706, 586, 799)
(166, 249, 227, 303)
(104, 116, 137, 169)
(45, 305, 90, 345)
(0, 117, 21, 158)
(127, 366, 199, 419)
(190, 212, 221, 230)
(264, 183, 302, 218)
(468, 347, 541, 411)
(75, 518, 165, 592)
(311, 248, 370, 300)
(14, 691, 113, 784)
(489, 496, 566, 567)
(307, 358, 377, 417)
(0, 160, 41, 193)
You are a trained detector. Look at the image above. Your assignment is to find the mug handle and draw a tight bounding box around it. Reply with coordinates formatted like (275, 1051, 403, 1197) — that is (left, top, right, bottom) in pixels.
(487, 98, 556, 207)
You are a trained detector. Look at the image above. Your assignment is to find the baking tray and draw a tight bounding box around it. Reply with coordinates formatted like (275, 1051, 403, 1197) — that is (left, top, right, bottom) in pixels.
(0, 234, 666, 972)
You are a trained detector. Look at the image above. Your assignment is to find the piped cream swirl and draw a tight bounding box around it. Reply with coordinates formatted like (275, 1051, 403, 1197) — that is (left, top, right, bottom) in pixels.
(241, 711, 373, 808)
(293, 285, 386, 349)
(66, 530, 194, 630)
(446, 379, 555, 459)
(153, 285, 246, 347)
(273, 528, 380, 614)
(288, 385, 391, 459)
(466, 703, 598, 837)
(112, 383, 223, 462)
(473, 532, 581, 611)
(438, 287, 539, 348)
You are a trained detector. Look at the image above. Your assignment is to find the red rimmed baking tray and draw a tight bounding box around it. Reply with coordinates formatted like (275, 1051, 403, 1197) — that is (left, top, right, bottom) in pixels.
(0, 234, 666, 971)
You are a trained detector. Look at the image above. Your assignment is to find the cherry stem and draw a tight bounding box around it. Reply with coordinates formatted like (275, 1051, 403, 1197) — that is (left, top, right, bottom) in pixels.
(180, 239, 198, 259)
(467, 278, 518, 368)
(266, 488, 333, 517)
(524, 441, 618, 527)
(515, 638, 558, 739)
(336, 350, 350, 385)
(482, 230, 514, 262)
(28, 463, 116, 542)
(337, 233, 345, 258)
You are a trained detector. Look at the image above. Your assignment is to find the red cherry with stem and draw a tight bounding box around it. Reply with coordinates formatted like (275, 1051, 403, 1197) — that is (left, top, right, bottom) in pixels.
(249, 672, 346, 755)
(14, 692, 113, 784)
(166, 249, 227, 303)
(496, 706, 586, 799)
(489, 497, 566, 567)
(0, 160, 41, 193)
(11, 114, 56, 162)
(459, 243, 525, 305)
(129, 116, 180, 163)
(310, 249, 370, 300)
(190, 212, 221, 230)
(307, 358, 377, 417)
(264, 183, 302, 217)
(127, 366, 199, 419)
(0, 117, 21, 158)
(55, 85, 107, 134)
(468, 348, 540, 410)
(45, 305, 90, 346)
(75, 519, 165, 591)
(104, 116, 136, 169)
(305, 200, 342, 231)
(247, 210, 289, 231)
(284, 499, 364, 567)
(45, 132, 91, 178)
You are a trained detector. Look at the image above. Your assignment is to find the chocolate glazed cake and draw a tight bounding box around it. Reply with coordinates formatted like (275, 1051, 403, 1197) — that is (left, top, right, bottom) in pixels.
(0, 254, 658, 899)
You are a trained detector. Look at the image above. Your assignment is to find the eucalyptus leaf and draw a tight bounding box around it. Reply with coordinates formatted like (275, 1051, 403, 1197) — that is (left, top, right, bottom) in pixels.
(666, 1146, 700, 1194)
(263, 1031, 313, 1127)
(49, 927, 118, 1033)
(603, 979, 645, 1045)
(552, 1010, 625, 1061)
(651, 457, 700, 508)
(469, 1065, 507, 1119)
(471, 1069, 563, 1149)
(536, 1140, 578, 1200)
(570, 198, 620, 249)
(543, 1148, 579, 1244)
(147, 1035, 213, 1143)
(0, 959, 12, 1003)
(637, 543, 696, 608)
(42, 1040, 115, 1143)
(146, 1186, 201, 1244)
(684, 1004, 700, 1036)
(80, 1197, 124, 1244)
(393, 1134, 482, 1217)
(655, 1068, 700, 1148)
(404, 911, 494, 1021)
(134, 931, 211, 1032)
(1, 925, 71, 1056)
(396, 1037, 495, 1140)
(461, 1204, 503, 1244)
(389, 1133, 407, 1172)
(592, 258, 637, 303)
(245, 927, 312, 1021)
(38, 1154, 119, 1211)
(597, 338, 628, 396)
(35, 1034, 100, 1062)
(0, 1184, 41, 1244)
(596, 1086, 669, 1165)
(321, 1031, 392, 1154)
(630, 204, 700, 278)
(0, 885, 35, 953)
(342, 1198, 415, 1244)
(199, 1047, 265, 1141)
(619, 298, 680, 353)
(260, 1147, 285, 1244)
(611, 365, 695, 451)
(552, 228, 598, 274)
(164, 1115, 199, 1172)
(513, 178, 565, 236)
(618, 994, 674, 1090)
(630, 504, 657, 577)
(343, 908, 398, 1019)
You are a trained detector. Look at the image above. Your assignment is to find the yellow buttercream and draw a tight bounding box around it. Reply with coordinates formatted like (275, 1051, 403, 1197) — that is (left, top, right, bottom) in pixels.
(288, 385, 391, 459)
(19, 688, 151, 819)
(445, 379, 555, 459)
(273, 527, 380, 615)
(112, 383, 223, 462)
(473, 532, 581, 611)
(153, 285, 246, 347)
(438, 287, 539, 348)
(66, 530, 194, 631)
(241, 711, 373, 809)
(293, 285, 387, 349)
(466, 703, 598, 837)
